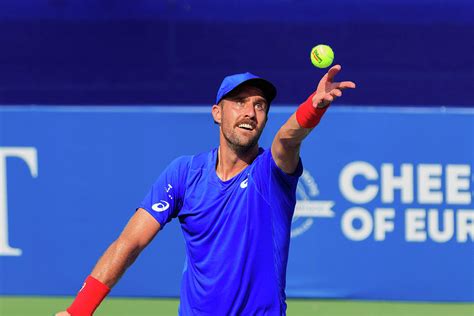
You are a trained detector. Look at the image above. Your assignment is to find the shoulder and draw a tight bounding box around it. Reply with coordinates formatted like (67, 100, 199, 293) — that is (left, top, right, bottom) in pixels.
(167, 155, 193, 171)
(188, 148, 216, 171)
(169, 147, 215, 166)
(251, 147, 303, 178)
(164, 149, 215, 177)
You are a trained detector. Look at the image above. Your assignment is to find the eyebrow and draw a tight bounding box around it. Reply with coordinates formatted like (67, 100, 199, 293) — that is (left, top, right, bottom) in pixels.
(232, 96, 267, 104)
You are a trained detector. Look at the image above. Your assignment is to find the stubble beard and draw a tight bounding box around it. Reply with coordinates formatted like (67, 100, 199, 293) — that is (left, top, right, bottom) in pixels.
(221, 121, 264, 155)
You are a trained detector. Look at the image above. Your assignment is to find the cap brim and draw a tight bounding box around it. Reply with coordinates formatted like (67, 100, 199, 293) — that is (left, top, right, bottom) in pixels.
(222, 78, 277, 105)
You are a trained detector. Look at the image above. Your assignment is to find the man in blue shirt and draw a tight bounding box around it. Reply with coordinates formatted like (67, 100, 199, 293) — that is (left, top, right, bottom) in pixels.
(57, 65, 355, 316)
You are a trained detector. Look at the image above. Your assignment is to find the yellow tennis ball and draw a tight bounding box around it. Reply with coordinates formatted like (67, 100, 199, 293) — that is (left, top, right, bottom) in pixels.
(310, 44, 334, 68)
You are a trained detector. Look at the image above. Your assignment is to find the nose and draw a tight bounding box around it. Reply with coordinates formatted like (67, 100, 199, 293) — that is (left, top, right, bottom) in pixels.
(242, 101, 256, 118)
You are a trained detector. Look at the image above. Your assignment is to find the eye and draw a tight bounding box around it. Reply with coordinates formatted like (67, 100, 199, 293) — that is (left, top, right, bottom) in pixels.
(254, 102, 266, 111)
(232, 98, 246, 107)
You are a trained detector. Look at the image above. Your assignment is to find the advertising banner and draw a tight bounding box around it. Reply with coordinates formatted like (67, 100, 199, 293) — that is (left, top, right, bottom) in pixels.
(0, 106, 473, 301)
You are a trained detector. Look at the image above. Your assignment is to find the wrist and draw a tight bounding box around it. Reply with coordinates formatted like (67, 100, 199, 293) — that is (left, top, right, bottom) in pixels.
(67, 275, 110, 316)
(295, 92, 329, 128)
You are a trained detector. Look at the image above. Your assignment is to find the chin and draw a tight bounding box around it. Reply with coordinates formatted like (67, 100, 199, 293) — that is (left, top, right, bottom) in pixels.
(235, 139, 259, 152)
(222, 128, 262, 153)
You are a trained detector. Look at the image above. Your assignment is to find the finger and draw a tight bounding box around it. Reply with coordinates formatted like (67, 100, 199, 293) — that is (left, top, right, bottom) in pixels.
(318, 72, 329, 88)
(326, 64, 342, 82)
(333, 81, 356, 90)
(330, 89, 343, 98)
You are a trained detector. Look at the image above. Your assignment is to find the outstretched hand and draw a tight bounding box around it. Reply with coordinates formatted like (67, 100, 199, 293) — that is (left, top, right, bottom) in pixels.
(312, 64, 356, 108)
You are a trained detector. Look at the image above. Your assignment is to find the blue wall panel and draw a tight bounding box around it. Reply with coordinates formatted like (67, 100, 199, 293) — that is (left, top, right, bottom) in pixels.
(0, 106, 473, 301)
(0, 1, 473, 106)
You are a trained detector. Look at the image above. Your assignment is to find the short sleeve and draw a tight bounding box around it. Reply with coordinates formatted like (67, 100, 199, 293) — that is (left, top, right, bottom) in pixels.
(252, 149, 303, 207)
(139, 156, 191, 229)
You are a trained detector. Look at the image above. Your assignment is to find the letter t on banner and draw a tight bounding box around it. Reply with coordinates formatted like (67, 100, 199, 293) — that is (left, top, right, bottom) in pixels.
(0, 147, 38, 256)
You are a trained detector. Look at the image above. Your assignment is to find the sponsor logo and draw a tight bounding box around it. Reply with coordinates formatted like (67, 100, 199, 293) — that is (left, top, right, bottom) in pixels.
(291, 162, 474, 243)
(240, 178, 249, 189)
(152, 200, 170, 212)
(0, 147, 38, 256)
(338, 161, 473, 243)
(292, 162, 473, 243)
(291, 169, 335, 238)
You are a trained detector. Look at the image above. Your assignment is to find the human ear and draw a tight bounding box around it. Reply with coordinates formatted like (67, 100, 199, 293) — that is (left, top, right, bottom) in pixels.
(212, 104, 222, 125)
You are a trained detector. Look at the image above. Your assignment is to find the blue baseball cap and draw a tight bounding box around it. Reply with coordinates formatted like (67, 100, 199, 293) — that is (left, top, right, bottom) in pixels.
(215, 72, 277, 106)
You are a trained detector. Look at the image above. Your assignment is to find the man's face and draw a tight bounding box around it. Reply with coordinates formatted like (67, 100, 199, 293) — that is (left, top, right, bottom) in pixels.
(213, 85, 268, 154)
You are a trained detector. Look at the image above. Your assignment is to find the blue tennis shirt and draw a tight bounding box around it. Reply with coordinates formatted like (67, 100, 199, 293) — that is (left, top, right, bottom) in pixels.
(140, 148, 302, 315)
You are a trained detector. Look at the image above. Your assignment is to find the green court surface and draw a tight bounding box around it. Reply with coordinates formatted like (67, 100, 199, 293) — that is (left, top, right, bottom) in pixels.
(0, 296, 473, 316)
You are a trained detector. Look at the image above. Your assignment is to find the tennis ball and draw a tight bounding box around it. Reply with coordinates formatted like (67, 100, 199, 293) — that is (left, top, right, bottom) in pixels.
(310, 45, 334, 68)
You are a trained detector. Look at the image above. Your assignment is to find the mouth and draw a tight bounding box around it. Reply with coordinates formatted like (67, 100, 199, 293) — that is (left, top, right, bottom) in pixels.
(237, 123, 256, 131)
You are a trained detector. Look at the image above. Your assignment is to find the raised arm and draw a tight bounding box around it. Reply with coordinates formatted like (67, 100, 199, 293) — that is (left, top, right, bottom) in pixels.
(56, 208, 161, 316)
(271, 65, 356, 174)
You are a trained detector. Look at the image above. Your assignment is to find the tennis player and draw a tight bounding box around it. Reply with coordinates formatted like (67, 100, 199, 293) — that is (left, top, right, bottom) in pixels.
(56, 65, 355, 316)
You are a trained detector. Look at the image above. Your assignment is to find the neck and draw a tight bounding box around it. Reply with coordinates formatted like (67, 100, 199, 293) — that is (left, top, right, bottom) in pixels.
(216, 142, 259, 181)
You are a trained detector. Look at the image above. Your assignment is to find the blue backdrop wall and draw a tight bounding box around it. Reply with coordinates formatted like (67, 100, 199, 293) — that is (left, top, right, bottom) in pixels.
(1, 105, 473, 302)
(0, 0, 473, 106)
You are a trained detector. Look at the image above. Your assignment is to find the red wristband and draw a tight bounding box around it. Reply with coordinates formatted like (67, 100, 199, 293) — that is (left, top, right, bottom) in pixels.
(67, 276, 110, 316)
(295, 92, 329, 128)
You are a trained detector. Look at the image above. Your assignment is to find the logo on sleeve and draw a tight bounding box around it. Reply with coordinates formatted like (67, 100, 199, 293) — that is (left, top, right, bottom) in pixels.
(152, 200, 170, 212)
(240, 178, 249, 189)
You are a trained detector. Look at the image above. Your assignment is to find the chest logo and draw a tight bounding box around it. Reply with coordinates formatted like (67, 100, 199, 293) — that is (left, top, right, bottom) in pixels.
(240, 178, 249, 189)
(152, 200, 170, 212)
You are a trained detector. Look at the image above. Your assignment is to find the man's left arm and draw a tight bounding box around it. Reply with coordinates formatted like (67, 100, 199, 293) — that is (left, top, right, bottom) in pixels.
(271, 65, 356, 174)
